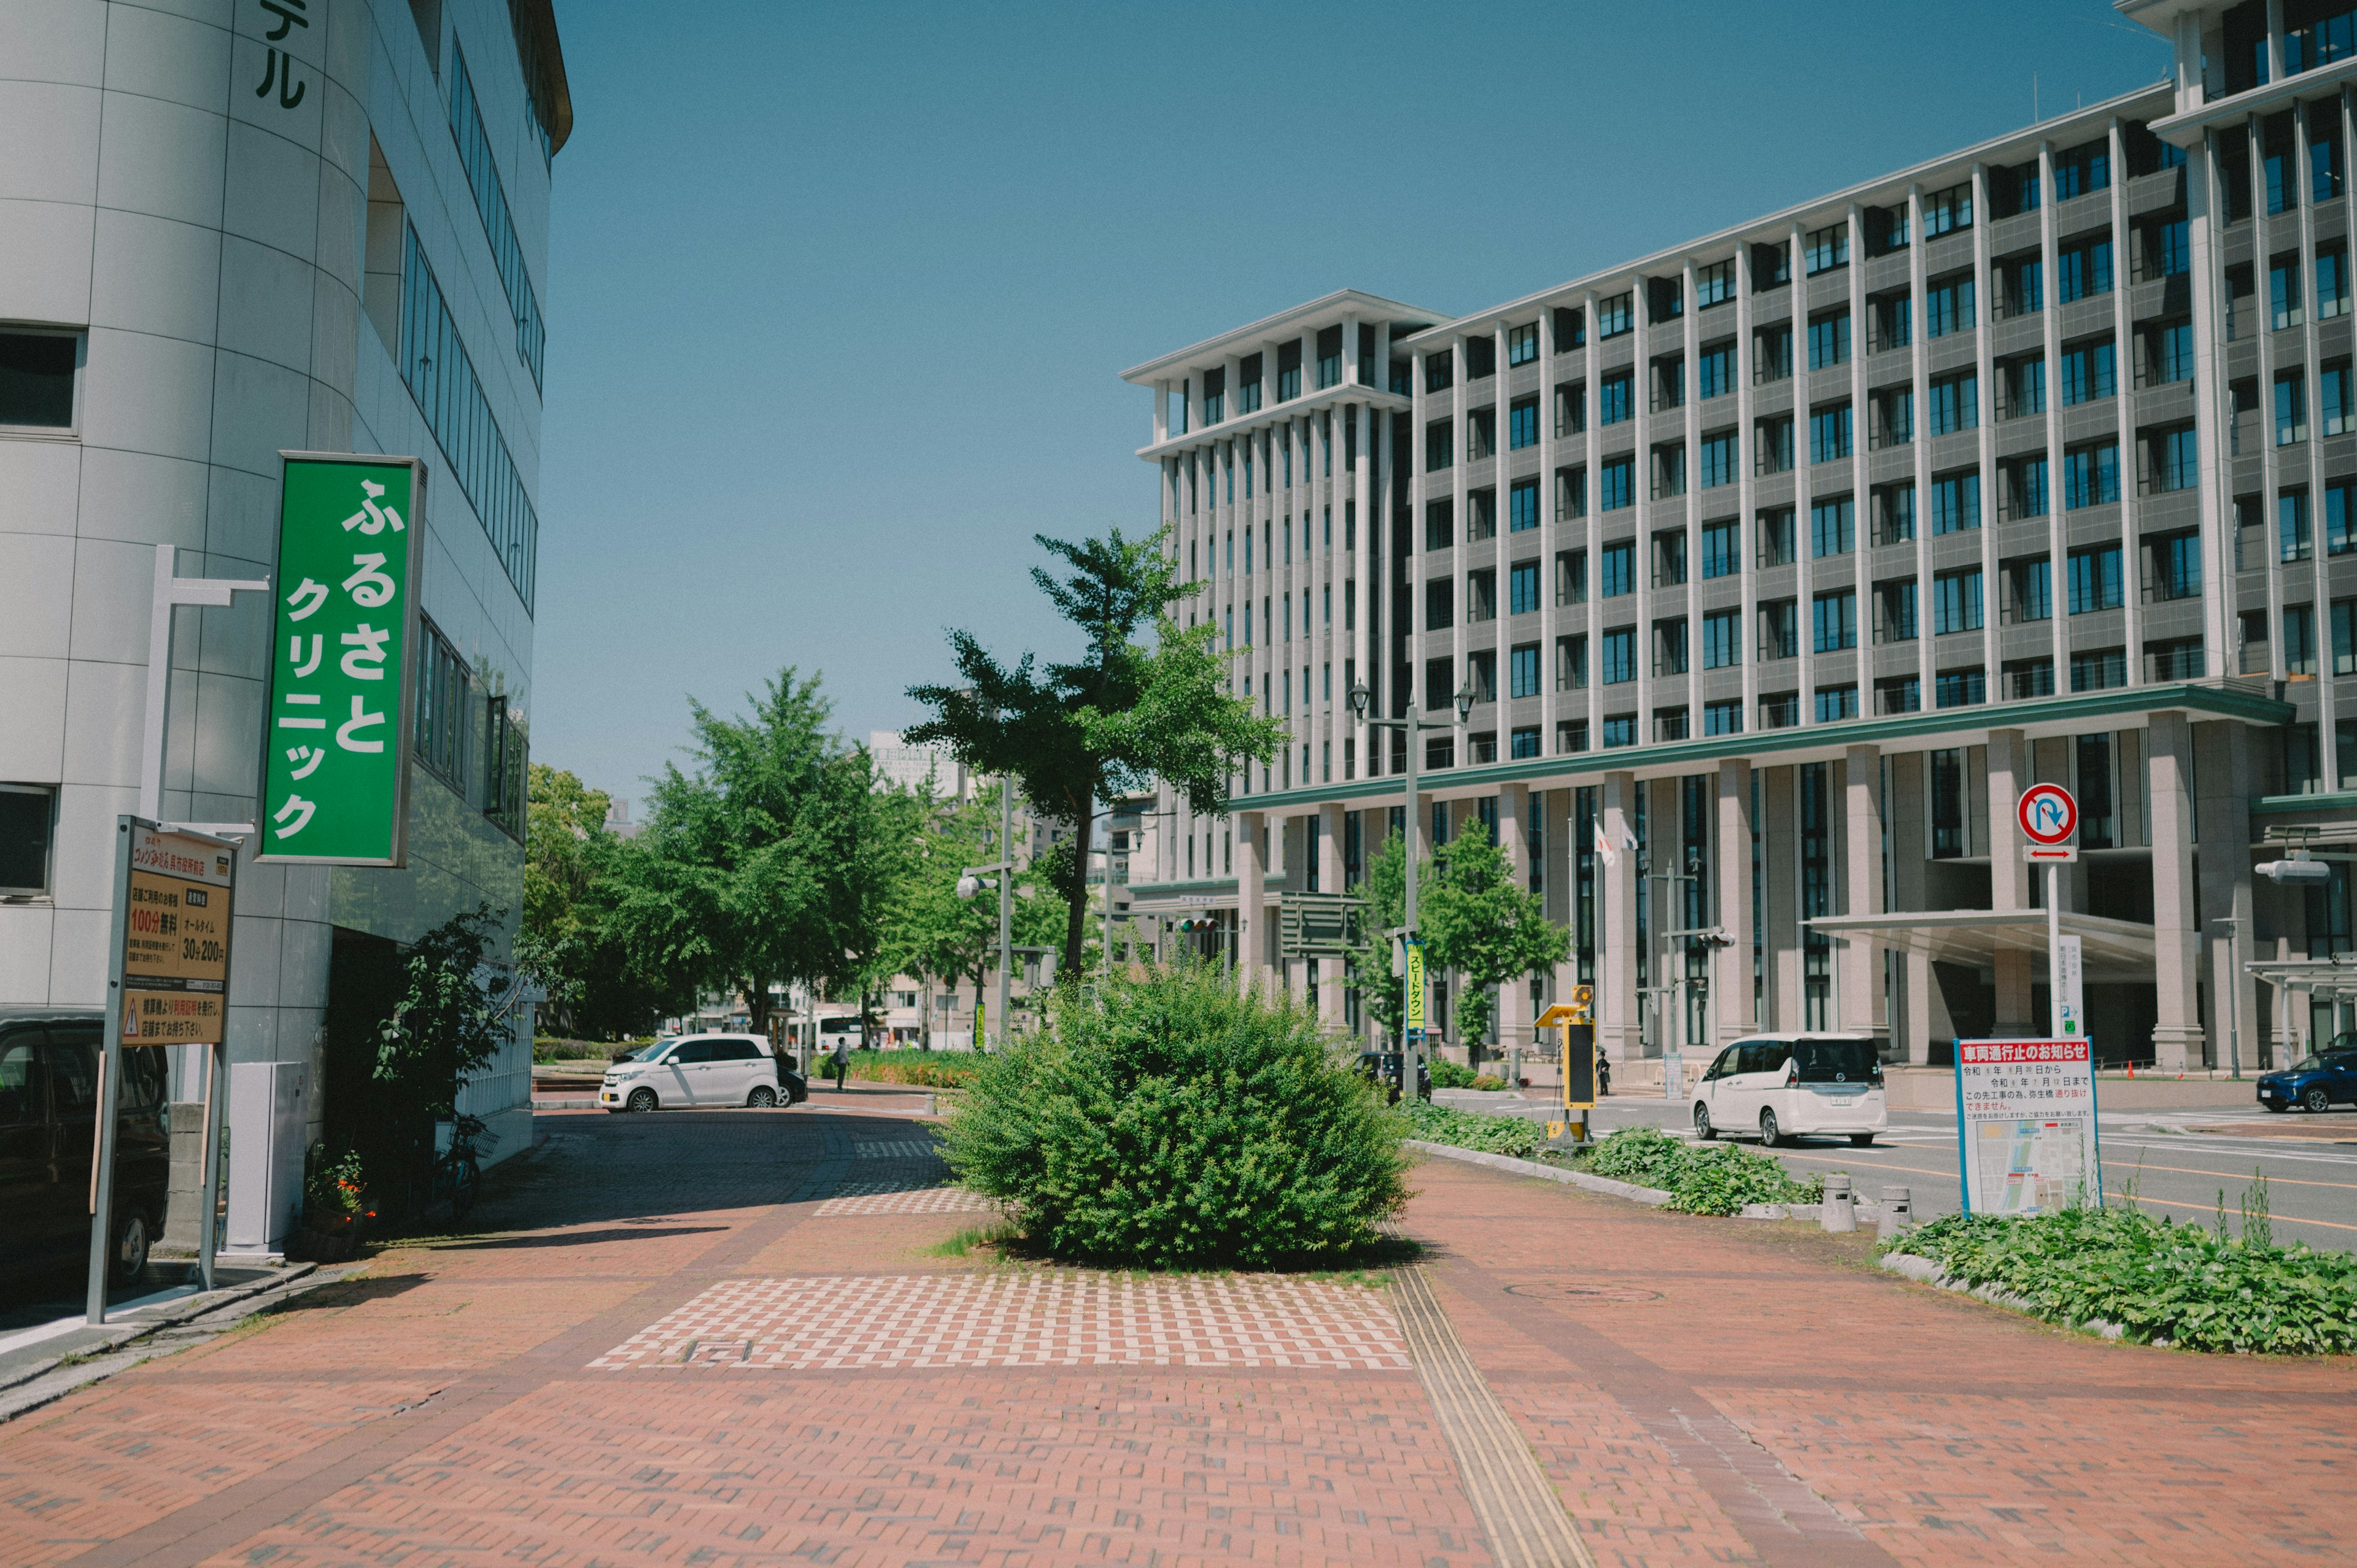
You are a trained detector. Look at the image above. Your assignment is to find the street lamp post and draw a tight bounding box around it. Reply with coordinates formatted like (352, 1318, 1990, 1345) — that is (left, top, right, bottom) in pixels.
(1346, 678, 1474, 1100)
(956, 776, 1018, 1049)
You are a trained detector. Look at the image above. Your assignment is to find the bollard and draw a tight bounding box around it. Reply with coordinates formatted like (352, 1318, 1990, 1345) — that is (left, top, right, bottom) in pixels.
(1878, 1185, 1911, 1242)
(1820, 1172, 1856, 1233)
(925, 1091, 939, 1118)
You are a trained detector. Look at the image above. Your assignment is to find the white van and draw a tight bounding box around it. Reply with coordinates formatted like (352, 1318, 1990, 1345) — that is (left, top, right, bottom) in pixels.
(600, 1034, 797, 1112)
(1690, 1033, 1886, 1148)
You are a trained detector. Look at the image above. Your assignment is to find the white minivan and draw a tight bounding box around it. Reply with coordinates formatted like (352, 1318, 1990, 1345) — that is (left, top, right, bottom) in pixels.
(1690, 1033, 1886, 1148)
(601, 1034, 795, 1112)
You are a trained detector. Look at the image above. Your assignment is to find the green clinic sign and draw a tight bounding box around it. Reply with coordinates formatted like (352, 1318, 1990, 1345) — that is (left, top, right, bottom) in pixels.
(256, 453, 424, 867)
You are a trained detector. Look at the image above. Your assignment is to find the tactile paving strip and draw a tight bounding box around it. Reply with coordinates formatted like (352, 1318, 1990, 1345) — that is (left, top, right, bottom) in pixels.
(589, 1273, 1410, 1370)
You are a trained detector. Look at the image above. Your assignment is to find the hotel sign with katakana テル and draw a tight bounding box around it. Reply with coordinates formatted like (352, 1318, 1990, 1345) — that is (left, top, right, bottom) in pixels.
(255, 454, 424, 867)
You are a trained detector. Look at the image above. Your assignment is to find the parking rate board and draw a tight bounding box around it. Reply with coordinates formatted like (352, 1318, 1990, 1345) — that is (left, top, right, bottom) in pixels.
(1954, 1037, 2101, 1215)
(118, 823, 237, 1045)
(256, 453, 424, 867)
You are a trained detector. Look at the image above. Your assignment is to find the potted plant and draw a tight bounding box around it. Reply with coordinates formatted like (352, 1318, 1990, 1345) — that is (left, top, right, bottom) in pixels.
(293, 1143, 373, 1261)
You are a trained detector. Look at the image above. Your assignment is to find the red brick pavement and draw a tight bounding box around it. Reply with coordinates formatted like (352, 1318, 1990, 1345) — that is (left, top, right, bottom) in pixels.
(0, 1110, 2343, 1567)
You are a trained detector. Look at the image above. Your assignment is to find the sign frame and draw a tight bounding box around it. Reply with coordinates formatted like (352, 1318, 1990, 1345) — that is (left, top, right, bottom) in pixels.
(2016, 782, 2078, 847)
(254, 451, 427, 869)
(91, 817, 241, 1321)
(1952, 1036, 2104, 1218)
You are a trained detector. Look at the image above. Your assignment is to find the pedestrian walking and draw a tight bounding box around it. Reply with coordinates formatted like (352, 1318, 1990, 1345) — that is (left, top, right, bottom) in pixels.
(830, 1036, 851, 1091)
(1597, 1052, 1612, 1099)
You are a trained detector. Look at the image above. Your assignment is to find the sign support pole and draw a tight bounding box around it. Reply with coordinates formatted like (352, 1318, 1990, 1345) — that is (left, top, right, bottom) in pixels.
(87, 821, 135, 1324)
(2048, 861, 2062, 1038)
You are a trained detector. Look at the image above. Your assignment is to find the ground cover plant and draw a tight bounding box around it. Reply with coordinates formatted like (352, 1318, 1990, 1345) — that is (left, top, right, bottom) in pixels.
(1890, 1181, 2357, 1354)
(1579, 1127, 1822, 1215)
(846, 1048, 984, 1087)
(940, 965, 1407, 1268)
(1403, 1098, 1546, 1158)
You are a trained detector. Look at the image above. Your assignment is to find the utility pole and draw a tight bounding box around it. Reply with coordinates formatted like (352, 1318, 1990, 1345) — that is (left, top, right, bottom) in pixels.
(958, 774, 1018, 1049)
(1348, 677, 1474, 1099)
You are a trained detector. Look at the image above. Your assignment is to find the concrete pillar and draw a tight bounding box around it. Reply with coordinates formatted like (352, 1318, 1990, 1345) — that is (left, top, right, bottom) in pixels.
(1497, 783, 1533, 1058)
(1843, 744, 1887, 1048)
(1236, 809, 1266, 996)
(1317, 801, 1345, 1030)
(1986, 728, 2035, 1034)
(1715, 760, 1753, 1044)
(2195, 720, 2257, 1075)
(2148, 713, 2205, 1071)
(1601, 771, 1640, 1062)
(1765, 767, 1802, 1030)
(1887, 752, 1935, 1065)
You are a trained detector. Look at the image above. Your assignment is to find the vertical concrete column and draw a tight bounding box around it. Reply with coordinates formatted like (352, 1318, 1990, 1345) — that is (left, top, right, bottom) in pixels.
(1888, 752, 1935, 1064)
(2195, 720, 2257, 1073)
(1716, 759, 1754, 1044)
(1317, 801, 1345, 1029)
(2147, 713, 2206, 1070)
(1497, 782, 1533, 1057)
(1843, 744, 1887, 1045)
(1235, 809, 1266, 995)
(1765, 767, 1802, 1029)
(1600, 771, 1641, 1062)
(1986, 728, 2035, 1034)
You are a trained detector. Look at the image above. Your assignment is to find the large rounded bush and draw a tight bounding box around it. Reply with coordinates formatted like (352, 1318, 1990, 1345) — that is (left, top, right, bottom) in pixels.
(940, 964, 1409, 1267)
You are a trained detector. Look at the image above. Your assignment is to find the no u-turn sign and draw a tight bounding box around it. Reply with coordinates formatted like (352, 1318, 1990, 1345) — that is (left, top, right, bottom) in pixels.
(2019, 784, 2078, 862)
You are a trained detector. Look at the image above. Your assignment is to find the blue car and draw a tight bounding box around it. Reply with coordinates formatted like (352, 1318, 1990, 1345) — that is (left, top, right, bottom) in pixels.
(2257, 1046, 2357, 1113)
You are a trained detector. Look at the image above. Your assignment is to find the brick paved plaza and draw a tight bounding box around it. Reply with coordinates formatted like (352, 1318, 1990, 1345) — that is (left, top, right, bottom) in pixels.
(0, 1103, 2347, 1567)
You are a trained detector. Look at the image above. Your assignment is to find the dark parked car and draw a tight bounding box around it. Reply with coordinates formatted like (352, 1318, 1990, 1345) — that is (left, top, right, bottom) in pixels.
(1355, 1051, 1433, 1105)
(0, 1008, 169, 1289)
(2258, 1047, 2357, 1113)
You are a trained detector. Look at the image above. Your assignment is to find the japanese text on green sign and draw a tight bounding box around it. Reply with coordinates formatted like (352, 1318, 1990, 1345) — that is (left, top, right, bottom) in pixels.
(1404, 939, 1426, 1032)
(256, 454, 421, 866)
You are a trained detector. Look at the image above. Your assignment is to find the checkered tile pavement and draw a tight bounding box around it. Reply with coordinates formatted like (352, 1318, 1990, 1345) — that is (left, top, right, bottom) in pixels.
(815, 1182, 1003, 1217)
(588, 1272, 1411, 1371)
(850, 1140, 938, 1159)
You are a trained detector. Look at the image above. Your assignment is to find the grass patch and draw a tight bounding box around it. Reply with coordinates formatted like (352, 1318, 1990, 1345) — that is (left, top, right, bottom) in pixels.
(1891, 1180, 2357, 1354)
(1403, 1112, 1821, 1217)
(1403, 1098, 1546, 1158)
(848, 1049, 985, 1088)
(923, 1220, 1020, 1258)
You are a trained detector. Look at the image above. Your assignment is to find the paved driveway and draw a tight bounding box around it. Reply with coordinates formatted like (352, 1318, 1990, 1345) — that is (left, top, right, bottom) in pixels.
(0, 1100, 2344, 1566)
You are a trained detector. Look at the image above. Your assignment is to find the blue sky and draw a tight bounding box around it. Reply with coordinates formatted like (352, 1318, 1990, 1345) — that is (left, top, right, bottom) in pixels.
(531, 0, 2172, 807)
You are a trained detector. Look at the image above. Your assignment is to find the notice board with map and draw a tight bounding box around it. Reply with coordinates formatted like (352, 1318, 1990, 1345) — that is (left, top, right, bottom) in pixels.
(1954, 1037, 2102, 1215)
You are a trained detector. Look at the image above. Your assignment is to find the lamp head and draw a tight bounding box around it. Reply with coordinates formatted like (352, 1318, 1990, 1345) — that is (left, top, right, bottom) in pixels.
(1347, 681, 1371, 720)
(956, 874, 981, 900)
(1454, 682, 1476, 723)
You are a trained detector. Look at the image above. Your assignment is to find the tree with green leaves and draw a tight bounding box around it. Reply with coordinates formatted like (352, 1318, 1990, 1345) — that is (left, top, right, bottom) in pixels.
(905, 528, 1283, 978)
(606, 669, 908, 1038)
(1347, 831, 1569, 1052)
(521, 764, 674, 1039)
(372, 903, 514, 1206)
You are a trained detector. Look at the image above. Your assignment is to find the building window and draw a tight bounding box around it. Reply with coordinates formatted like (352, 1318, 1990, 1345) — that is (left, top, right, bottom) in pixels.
(1317, 325, 1342, 388)
(2323, 364, 2353, 438)
(2147, 425, 2198, 492)
(1599, 371, 1633, 425)
(2067, 544, 2124, 613)
(0, 330, 80, 431)
(1760, 693, 1800, 728)
(1805, 223, 1848, 275)
(2007, 657, 2057, 698)
(2333, 482, 2357, 554)
(2321, 245, 2351, 319)
(1704, 699, 1743, 735)
(1934, 668, 1986, 709)
(1703, 609, 1741, 669)
(1928, 370, 1978, 434)
(1871, 290, 1912, 352)
(2283, 490, 2314, 562)
(1757, 507, 1797, 566)
(1600, 541, 1635, 598)
(2151, 530, 2202, 599)
(1554, 307, 1585, 351)
(414, 618, 474, 789)
(2059, 337, 2116, 404)
(1701, 519, 1740, 579)
(1426, 498, 1453, 550)
(2063, 443, 2119, 509)
(2150, 636, 2207, 681)
(1467, 489, 1498, 541)
(1509, 396, 1539, 450)
(1509, 560, 1540, 615)
(1815, 684, 1859, 722)
(1923, 180, 1973, 236)
(1874, 482, 1915, 543)
(1871, 386, 1913, 448)
(1602, 716, 1637, 748)
(0, 784, 56, 895)
(1878, 675, 1922, 714)
(2054, 139, 2110, 198)
(1426, 350, 1453, 393)
(1557, 467, 1587, 521)
(1600, 456, 1634, 511)
(1878, 579, 1918, 642)
(1426, 419, 1453, 471)
(1468, 649, 1497, 702)
(1425, 578, 1453, 630)
(1755, 415, 1794, 474)
(1760, 600, 1800, 661)
(1696, 258, 1736, 309)
(1810, 496, 1854, 558)
(1557, 549, 1588, 604)
(1698, 340, 1736, 400)
(1698, 429, 1737, 489)
(1601, 629, 1636, 685)
(1812, 589, 1857, 652)
(1931, 469, 1981, 533)
(2000, 253, 2045, 317)
(2145, 320, 2193, 384)
(1204, 367, 1225, 425)
(447, 47, 546, 388)
(2002, 355, 2048, 417)
(1510, 725, 1542, 759)
(1654, 532, 1688, 589)
(1932, 568, 1983, 635)
(1809, 402, 1853, 463)
(1596, 292, 1633, 338)
(1557, 635, 1588, 690)
(1754, 324, 1793, 382)
(1807, 309, 1850, 369)
(1655, 617, 1689, 676)
(1556, 382, 1586, 436)
(1466, 406, 1496, 459)
(2059, 234, 2114, 302)
(1510, 643, 1541, 698)
(1509, 478, 1540, 533)
(1752, 241, 1792, 289)
(1925, 271, 1976, 336)
(2070, 649, 2129, 692)
(2001, 454, 2048, 520)
(1506, 322, 1539, 366)
(2010, 556, 2053, 622)
(2277, 373, 2309, 445)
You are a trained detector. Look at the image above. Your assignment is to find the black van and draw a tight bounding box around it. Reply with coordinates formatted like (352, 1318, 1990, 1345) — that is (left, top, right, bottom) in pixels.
(0, 1009, 171, 1289)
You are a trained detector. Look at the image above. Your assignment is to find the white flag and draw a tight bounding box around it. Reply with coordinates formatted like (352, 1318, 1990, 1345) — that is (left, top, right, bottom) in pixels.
(1592, 819, 1617, 868)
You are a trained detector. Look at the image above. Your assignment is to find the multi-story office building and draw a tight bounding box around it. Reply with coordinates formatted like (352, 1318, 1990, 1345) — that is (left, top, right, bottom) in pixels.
(1124, 0, 2357, 1080)
(0, 1, 570, 1194)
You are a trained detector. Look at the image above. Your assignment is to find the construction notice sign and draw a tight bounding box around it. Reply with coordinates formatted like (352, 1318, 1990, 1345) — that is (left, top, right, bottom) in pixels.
(117, 822, 237, 1045)
(1954, 1037, 2101, 1216)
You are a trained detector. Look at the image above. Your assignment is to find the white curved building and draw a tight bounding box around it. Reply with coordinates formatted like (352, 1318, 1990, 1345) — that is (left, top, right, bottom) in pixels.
(0, 0, 570, 1211)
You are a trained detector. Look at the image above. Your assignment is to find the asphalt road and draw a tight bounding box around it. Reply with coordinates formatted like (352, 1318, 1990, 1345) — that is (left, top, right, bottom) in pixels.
(1433, 1086, 2357, 1253)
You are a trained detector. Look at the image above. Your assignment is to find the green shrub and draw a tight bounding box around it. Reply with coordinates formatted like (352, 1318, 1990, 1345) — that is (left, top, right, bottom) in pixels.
(1403, 1098, 1546, 1159)
(1426, 1056, 1477, 1089)
(846, 1049, 983, 1088)
(1894, 1205, 2357, 1354)
(1470, 1073, 1508, 1091)
(940, 965, 1408, 1268)
(1582, 1127, 1821, 1215)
